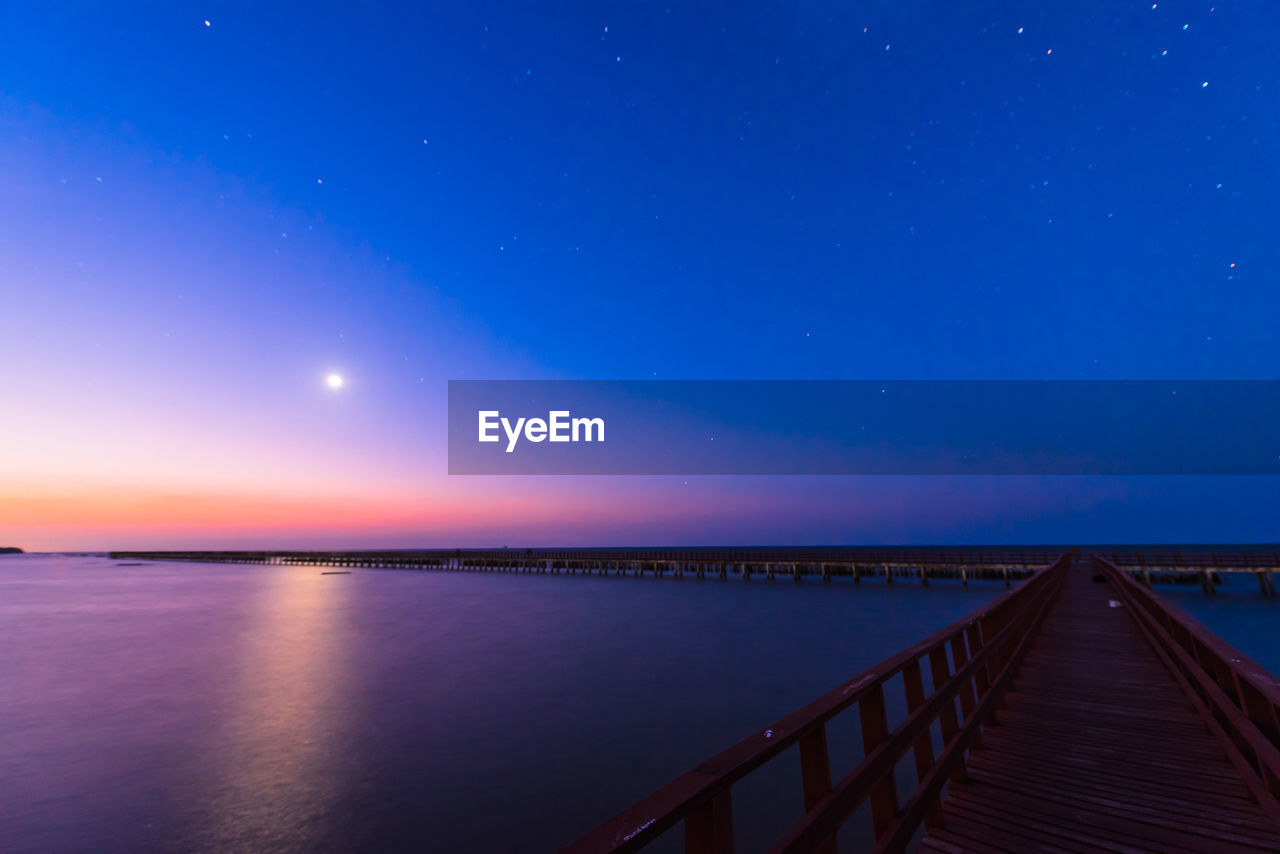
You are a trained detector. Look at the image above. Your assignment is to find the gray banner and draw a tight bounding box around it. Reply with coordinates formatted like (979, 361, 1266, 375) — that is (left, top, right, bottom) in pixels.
(447, 380, 1280, 475)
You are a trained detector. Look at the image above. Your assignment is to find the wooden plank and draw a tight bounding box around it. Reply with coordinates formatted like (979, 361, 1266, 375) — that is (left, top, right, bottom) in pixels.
(954, 772, 1280, 848)
(943, 789, 1211, 853)
(947, 785, 1279, 852)
(967, 764, 1280, 840)
(977, 728, 1244, 777)
(936, 808, 1129, 854)
(961, 739, 1259, 800)
(965, 751, 1268, 813)
(989, 714, 1234, 761)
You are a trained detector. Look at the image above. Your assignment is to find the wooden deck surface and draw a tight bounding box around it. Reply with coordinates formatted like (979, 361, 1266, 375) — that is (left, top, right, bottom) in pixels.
(921, 560, 1280, 853)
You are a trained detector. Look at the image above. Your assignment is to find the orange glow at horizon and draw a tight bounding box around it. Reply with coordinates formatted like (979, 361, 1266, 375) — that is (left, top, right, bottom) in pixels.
(0, 477, 770, 552)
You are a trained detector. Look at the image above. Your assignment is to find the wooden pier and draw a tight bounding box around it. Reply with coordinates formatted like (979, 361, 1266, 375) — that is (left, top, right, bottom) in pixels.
(1098, 548, 1279, 597)
(106, 546, 1280, 595)
(558, 554, 1280, 853)
(918, 558, 1280, 853)
(108, 547, 1053, 587)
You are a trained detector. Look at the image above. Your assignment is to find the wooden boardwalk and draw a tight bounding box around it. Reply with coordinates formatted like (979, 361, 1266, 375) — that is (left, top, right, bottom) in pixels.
(561, 553, 1280, 854)
(921, 560, 1280, 853)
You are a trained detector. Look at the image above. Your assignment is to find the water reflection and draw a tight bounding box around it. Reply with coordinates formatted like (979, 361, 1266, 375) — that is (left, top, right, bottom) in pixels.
(195, 565, 349, 851)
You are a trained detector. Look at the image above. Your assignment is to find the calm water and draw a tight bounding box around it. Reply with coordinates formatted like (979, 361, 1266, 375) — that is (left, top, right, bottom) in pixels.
(0, 554, 1014, 853)
(1157, 573, 1280, 675)
(5, 556, 1275, 853)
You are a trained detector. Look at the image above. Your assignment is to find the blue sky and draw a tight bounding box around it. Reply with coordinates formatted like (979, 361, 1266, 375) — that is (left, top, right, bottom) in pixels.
(2, 2, 1278, 549)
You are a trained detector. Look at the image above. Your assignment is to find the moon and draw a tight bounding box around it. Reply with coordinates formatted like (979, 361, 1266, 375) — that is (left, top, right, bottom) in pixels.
(325, 373, 344, 390)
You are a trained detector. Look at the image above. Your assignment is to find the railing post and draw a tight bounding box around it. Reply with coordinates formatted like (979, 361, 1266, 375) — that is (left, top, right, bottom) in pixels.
(799, 724, 833, 809)
(979, 609, 1007, 675)
(902, 659, 944, 826)
(860, 682, 900, 839)
(928, 645, 968, 782)
(684, 790, 734, 854)
(948, 634, 983, 749)
(798, 724, 838, 854)
(965, 624, 992, 698)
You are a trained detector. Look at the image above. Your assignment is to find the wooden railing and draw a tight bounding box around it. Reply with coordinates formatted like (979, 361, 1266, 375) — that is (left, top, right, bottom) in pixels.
(1093, 556, 1280, 819)
(560, 554, 1070, 854)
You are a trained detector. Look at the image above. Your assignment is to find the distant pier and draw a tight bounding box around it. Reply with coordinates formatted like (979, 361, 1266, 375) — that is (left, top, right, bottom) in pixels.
(107, 546, 1279, 595)
(108, 547, 1060, 588)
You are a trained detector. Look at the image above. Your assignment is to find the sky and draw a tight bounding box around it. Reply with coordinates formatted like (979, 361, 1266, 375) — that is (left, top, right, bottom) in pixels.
(2, 2, 1278, 551)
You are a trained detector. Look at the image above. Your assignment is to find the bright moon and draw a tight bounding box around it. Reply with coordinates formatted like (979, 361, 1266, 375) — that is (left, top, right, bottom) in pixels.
(325, 373, 344, 389)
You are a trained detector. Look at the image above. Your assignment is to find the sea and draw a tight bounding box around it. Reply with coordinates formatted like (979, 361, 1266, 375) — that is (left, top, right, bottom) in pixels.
(0, 553, 1274, 853)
